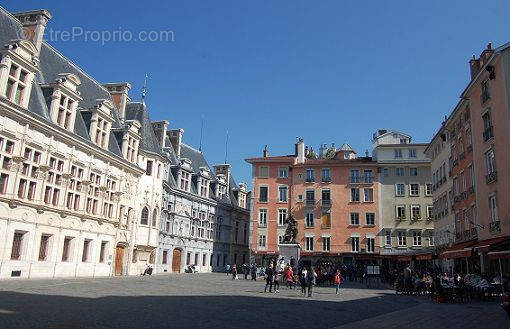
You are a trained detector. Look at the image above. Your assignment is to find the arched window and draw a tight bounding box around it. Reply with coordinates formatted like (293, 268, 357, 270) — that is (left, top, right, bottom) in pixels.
(140, 207, 149, 225)
(152, 208, 158, 227)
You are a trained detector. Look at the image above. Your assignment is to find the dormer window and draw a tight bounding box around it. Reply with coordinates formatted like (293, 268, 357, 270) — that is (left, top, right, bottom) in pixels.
(56, 95, 74, 129)
(199, 177, 209, 197)
(218, 184, 227, 199)
(88, 100, 114, 149)
(5, 63, 28, 106)
(121, 120, 141, 163)
(95, 118, 109, 148)
(126, 136, 138, 162)
(180, 171, 191, 191)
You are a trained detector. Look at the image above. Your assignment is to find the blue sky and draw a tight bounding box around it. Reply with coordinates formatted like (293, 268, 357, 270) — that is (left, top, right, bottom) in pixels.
(5, 0, 510, 187)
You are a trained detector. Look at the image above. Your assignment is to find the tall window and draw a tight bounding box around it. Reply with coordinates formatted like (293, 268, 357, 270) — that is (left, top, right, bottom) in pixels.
(94, 118, 110, 148)
(363, 188, 373, 202)
(366, 213, 375, 226)
(86, 172, 101, 215)
(180, 171, 190, 191)
(278, 209, 287, 226)
(306, 169, 315, 182)
(0, 137, 15, 194)
(350, 212, 359, 225)
(152, 209, 158, 227)
(409, 183, 419, 196)
(17, 147, 40, 201)
(350, 169, 360, 183)
(258, 209, 267, 226)
(305, 237, 314, 251)
(62, 237, 73, 262)
(396, 205, 406, 219)
(364, 170, 373, 183)
(99, 241, 108, 263)
(82, 239, 91, 262)
(66, 165, 83, 211)
(385, 231, 392, 246)
(258, 235, 266, 247)
(411, 205, 421, 220)
(102, 178, 117, 219)
(140, 207, 149, 225)
(126, 136, 138, 162)
(38, 234, 51, 261)
(351, 237, 359, 252)
(367, 238, 375, 253)
(397, 231, 406, 246)
(321, 212, 331, 228)
(425, 183, 432, 196)
(322, 237, 330, 251)
(278, 167, 288, 178)
(10, 231, 25, 260)
(44, 157, 64, 206)
(396, 167, 404, 176)
(5, 63, 28, 106)
(486, 149, 496, 175)
(305, 211, 314, 227)
(489, 195, 498, 222)
(278, 186, 288, 202)
(200, 178, 209, 197)
(394, 149, 403, 158)
(259, 186, 268, 202)
(395, 183, 405, 196)
(350, 188, 360, 202)
(413, 232, 422, 246)
(259, 166, 269, 177)
(321, 168, 331, 181)
(410, 168, 418, 176)
(482, 111, 493, 140)
(408, 149, 416, 158)
(56, 95, 74, 130)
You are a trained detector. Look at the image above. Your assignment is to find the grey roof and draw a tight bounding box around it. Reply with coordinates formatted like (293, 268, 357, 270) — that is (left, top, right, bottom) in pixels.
(180, 143, 215, 177)
(0, 6, 128, 159)
(125, 102, 162, 155)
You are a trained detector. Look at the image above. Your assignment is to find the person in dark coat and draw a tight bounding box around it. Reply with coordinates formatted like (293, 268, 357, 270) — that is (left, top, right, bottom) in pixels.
(264, 264, 275, 292)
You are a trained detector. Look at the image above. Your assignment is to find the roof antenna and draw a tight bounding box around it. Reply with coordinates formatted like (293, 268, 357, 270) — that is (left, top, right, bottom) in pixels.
(199, 116, 204, 152)
(224, 129, 229, 164)
(141, 73, 148, 104)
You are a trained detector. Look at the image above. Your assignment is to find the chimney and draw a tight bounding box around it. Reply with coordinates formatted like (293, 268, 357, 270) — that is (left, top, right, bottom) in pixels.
(296, 138, 305, 164)
(14, 10, 52, 56)
(263, 145, 269, 157)
(151, 120, 168, 148)
(469, 55, 481, 80)
(169, 128, 184, 158)
(103, 82, 131, 121)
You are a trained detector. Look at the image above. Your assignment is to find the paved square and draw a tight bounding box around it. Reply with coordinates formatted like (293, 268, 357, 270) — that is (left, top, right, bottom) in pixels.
(0, 273, 508, 329)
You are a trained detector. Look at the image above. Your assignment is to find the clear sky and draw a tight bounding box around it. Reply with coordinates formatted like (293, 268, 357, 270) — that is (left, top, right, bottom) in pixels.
(5, 0, 510, 187)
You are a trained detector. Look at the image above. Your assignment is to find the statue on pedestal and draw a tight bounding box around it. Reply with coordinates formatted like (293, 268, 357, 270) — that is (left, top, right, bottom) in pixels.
(282, 214, 298, 243)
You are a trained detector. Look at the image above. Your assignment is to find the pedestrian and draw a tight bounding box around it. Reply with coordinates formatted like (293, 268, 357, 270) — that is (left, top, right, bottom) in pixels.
(243, 263, 248, 279)
(251, 263, 257, 281)
(226, 264, 230, 276)
(231, 264, 238, 280)
(334, 270, 342, 294)
(264, 264, 274, 293)
(307, 267, 316, 297)
(285, 266, 294, 289)
(273, 268, 280, 293)
(300, 268, 308, 296)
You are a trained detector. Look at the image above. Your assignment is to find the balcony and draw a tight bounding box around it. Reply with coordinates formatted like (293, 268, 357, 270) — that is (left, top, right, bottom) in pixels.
(321, 177, 332, 183)
(471, 227, 478, 239)
(321, 199, 331, 207)
(483, 126, 494, 142)
(305, 199, 316, 206)
(349, 176, 361, 184)
(480, 91, 491, 105)
(486, 171, 497, 184)
(489, 220, 501, 234)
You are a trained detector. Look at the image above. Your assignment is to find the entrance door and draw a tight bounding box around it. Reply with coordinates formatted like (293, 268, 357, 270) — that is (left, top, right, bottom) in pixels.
(115, 246, 124, 276)
(172, 249, 182, 273)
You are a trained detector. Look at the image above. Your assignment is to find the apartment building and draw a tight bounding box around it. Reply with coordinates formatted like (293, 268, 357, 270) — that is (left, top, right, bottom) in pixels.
(247, 139, 380, 265)
(373, 130, 434, 260)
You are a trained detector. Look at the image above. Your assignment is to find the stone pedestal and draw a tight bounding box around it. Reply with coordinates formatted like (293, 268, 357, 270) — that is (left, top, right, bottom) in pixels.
(278, 243, 301, 269)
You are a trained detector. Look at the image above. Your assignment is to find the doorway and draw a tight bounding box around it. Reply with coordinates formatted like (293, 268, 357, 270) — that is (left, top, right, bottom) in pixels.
(115, 245, 125, 276)
(172, 249, 182, 273)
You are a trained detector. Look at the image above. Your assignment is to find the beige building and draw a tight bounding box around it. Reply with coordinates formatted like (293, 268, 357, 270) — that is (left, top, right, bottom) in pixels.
(372, 130, 434, 257)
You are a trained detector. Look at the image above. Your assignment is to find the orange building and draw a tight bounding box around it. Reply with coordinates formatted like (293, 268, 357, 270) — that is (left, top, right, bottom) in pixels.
(246, 139, 379, 265)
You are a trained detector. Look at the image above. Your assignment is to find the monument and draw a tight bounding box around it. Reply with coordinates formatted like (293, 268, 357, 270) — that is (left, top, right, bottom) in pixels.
(278, 214, 300, 269)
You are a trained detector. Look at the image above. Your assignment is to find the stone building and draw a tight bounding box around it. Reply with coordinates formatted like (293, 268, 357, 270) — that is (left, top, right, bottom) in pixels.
(372, 130, 434, 261)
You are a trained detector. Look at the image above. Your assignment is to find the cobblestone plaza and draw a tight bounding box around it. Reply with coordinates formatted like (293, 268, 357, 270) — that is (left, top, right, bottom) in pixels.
(0, 273, 507, 329)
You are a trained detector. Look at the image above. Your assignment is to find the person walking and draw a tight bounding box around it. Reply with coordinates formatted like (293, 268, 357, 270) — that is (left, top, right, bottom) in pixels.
(285, 266, 294, 289)
(334, 270, 342, 294)
(273, 267, 280, 293)
(251, 263, 257, 281)
(232, 264, 238, 280)
(264, 264, 274, 293)
(225, 264, 230, 276)
(300, 268, 308, 296)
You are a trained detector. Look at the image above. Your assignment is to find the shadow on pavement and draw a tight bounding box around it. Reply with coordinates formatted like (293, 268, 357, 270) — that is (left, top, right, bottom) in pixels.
(0, 291, 419, 329)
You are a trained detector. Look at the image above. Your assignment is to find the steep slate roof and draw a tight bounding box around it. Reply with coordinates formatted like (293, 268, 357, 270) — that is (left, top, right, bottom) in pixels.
(0, 6, 125, 158)
(180, 143, 215, 178)
(125, 102, 162, 155)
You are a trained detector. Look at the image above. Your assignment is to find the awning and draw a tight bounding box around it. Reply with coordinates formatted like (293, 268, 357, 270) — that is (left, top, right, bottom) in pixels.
(488, 251, 510, 260)
(472, 236, 510, 252)
(440, 248, 472, 259)
(439, 240, 478, 259)
(415, 253, 433, 260)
